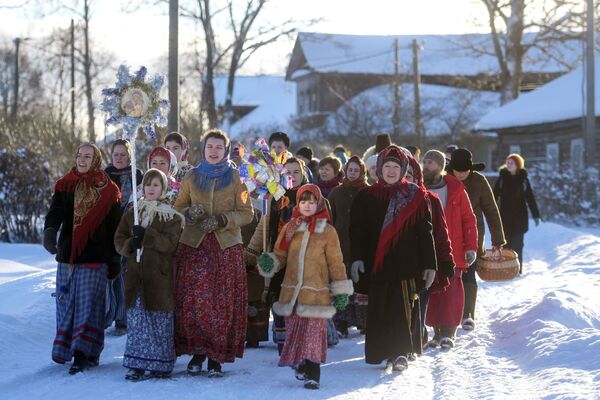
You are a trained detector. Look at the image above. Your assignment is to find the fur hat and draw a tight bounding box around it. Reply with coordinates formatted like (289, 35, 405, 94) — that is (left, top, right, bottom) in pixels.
(423, 150, 446, 170)
(375, 133, 392, 154)
(366, 154, 378, 169)
(449, 148, 485, 172)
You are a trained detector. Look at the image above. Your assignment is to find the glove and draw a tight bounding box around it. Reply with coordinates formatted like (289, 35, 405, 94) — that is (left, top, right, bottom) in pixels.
(465, 250, 477, 266)
(422, 269, 435, 289)
(258, 253, 274, 273)
(184, 204, 205, 224)
(131, 225, 145, 250)
(534, 218, 541, 227)
(438, 260, 455, 278)
(333, 294, 349, 311)
(350, 260, 365, 283)
(43, 228, 58, 255)
(197, 214, 227, 233)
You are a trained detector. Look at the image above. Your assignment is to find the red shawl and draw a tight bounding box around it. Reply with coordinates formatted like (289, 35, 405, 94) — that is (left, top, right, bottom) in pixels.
(371, 179, 429, 273)
(54, 163, 121, 264)
(279, 184, 332, 251)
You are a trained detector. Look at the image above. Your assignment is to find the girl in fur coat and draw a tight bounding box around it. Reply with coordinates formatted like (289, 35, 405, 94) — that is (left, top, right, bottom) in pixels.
(114, 169, 184, 380)
(257, 184, 353, 390)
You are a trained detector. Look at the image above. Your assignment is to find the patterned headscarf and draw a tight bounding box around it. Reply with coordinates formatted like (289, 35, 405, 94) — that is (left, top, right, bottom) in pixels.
(375, 145, 409, 183)
(147, 146, 178, 179)
(278, 184, 331, 251)
(342, 155, 368, 188)
(54, 143, 121, 264)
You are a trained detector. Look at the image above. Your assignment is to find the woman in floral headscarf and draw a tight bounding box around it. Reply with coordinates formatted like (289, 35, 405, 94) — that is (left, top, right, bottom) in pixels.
(349, 145, 436, 372)
(147, 146, 180, 205)
(43, 143, 121, 374)
(329, 155, 369, 337)
(173, 129, 253, 378)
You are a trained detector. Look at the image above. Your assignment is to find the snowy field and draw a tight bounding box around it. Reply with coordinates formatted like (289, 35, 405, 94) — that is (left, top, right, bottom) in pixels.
(1, 222, 599, 400)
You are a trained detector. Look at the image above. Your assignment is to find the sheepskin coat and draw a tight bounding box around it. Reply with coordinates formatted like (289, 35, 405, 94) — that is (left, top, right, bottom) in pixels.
(258, 219, 353, 319)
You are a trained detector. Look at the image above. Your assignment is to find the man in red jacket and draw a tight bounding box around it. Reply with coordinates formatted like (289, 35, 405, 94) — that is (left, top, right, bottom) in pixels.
(422, 150, 478, 349)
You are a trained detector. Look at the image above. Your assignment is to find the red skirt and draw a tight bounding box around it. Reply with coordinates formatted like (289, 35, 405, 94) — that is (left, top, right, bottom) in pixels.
(279, 313, 327, 367)
(426, 270, 464, 327)
(174, 234, 247, 363)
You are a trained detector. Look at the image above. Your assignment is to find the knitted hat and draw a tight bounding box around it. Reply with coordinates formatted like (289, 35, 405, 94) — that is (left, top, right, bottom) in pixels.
(423, 150, 446, 170)
(366, 154, 378, 169)
(449, 148, 485, 172)
(375, 133, 392, 154)
(296, 146, 313, 161)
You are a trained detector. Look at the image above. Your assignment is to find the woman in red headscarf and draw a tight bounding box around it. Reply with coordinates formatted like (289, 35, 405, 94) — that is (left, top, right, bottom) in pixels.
(349, 145, 436, 372)
(43, 143, 121, 374)
(257, 184, 353, 390)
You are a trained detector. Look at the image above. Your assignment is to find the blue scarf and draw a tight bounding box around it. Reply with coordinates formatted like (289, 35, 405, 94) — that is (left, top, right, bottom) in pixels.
(192, 150, 235, 192)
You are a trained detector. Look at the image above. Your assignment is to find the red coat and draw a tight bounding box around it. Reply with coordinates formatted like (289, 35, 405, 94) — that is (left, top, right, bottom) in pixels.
(427, 192, 454, 292)
(442, 175, 478, 270)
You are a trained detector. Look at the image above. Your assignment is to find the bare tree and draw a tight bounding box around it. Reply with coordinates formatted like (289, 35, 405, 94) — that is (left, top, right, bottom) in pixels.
(472, 0, 593, 104)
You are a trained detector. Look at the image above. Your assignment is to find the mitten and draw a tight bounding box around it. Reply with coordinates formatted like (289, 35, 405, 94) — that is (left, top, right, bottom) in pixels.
(465, 250, 477, 266)
(43, 228, 58, 255)
(350, 260, 365, 283)
(131, 225, 145, 250)
(258, 253, 274, 274)
(422, 269, 436, 289)
(198, 216, 220, 233)
(333, 294, 349, 311)
(185, 204, 205, 224)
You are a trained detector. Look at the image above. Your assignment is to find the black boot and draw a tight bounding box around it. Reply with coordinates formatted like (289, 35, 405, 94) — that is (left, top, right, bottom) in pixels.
(303, 360, 320, 389)
(207, 358, 223, 378)
(187, 354, 206, 376)
(68, 351, 88, 375)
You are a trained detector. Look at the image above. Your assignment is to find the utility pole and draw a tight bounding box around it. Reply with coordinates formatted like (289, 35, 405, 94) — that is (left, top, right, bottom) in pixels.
(11, 38, 21, 120)
(392, 38, 401, 140)
(70, 19, 76, 138)
(168, 0, 180, 133)
(412, 39, 422, 146)
(585, 0, 596, 168)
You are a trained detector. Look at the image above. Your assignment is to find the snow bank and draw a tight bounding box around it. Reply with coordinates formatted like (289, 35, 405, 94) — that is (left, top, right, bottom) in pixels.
(1, 223, 599, 399)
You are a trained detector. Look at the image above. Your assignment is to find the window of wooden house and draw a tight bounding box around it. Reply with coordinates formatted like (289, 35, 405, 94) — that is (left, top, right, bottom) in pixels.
(509, 145, 521, 155)
(570, 138, 584, 170)
(298, 90, 305, 115)
(546, 143, 559, 169)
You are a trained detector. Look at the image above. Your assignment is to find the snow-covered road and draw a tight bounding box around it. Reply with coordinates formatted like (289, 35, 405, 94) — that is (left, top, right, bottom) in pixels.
(1, 222, 598, 400)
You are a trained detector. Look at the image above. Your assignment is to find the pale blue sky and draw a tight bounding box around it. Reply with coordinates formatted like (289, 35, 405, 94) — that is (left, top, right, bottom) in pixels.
(0, 0, 488, 74)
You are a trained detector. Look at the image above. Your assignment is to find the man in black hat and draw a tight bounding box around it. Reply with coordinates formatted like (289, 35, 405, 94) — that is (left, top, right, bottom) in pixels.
(447, 148, 506, 332)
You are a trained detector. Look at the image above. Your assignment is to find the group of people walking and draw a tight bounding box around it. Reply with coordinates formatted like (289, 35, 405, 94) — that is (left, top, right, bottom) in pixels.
(43, 129, 541, 389)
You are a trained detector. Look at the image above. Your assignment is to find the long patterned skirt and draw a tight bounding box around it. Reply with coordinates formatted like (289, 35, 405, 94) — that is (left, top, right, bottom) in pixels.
(174, 234, 247, 363)
(52, 263, 107, 363)
(123, 294, 175, 373)
(279, 313, 327, 367)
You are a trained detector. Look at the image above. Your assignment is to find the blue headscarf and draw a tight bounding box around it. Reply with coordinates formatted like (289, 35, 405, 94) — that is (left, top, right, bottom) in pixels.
(192, 135, 235, 192)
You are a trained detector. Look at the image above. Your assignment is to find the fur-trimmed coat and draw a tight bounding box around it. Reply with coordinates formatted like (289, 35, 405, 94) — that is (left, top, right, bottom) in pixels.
(258, 219, 353, 319)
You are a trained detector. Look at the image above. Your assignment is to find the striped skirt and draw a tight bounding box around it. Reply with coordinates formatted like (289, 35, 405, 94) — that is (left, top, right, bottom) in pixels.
(52, 263, 107, 363)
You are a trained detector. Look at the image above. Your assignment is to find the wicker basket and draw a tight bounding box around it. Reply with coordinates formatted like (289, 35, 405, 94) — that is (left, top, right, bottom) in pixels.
(476, 248, 520, 281)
